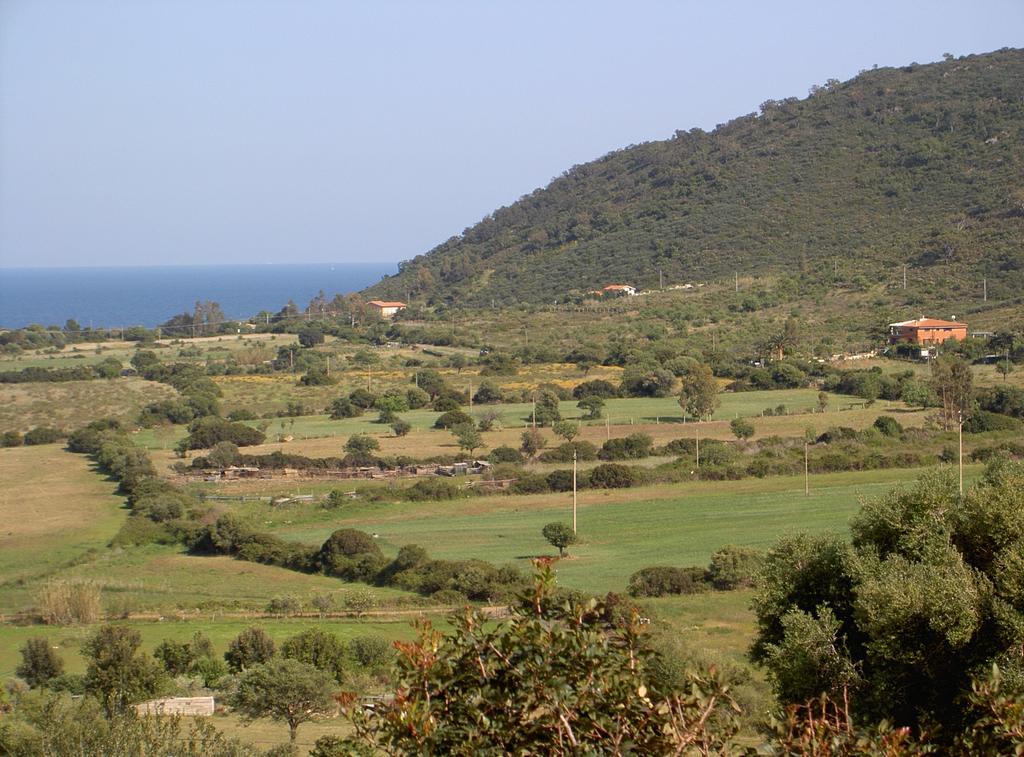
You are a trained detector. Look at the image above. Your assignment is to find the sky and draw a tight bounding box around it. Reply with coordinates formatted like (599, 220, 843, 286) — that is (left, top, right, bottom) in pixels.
(0, 0, 1021, 270)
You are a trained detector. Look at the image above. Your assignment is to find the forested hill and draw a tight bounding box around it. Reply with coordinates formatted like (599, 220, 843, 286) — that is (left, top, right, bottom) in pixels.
(365, 48, 1024, 306)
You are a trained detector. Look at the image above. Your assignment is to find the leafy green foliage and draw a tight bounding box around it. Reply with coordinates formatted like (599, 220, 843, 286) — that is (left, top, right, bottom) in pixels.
(541, 522, 577, 557)
(342, 566, 741, 754)
(231, 658, 338, 743)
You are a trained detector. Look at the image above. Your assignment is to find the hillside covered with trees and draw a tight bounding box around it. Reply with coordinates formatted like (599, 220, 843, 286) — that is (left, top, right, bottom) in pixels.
(366, 48, 1024, 307)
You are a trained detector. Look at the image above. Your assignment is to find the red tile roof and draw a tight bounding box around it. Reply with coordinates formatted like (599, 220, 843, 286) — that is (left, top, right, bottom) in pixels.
(889, 318, 965, 328)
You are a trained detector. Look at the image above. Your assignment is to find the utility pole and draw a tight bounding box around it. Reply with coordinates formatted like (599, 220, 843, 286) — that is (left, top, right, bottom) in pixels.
(659, 269, 663, 290)
(903, 265, 907, 290)
(572, 448, 578, 534)
(958, 410, 964, 496)
(532, 394, 536, 429)
(983, 277, 987, 302)
(734, 272, 739, 293)
(695, 422, 701, 474)
(289, 349, 294, 372)
(326, 356, 330, 377)
(468, 381, 473, 409)
(606, 415, 610, 439)
(804, 442, 810, 496)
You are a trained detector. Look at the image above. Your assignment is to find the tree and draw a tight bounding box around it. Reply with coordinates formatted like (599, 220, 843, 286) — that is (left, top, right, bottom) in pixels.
(206, 441, 240, 468)
(297, 325, 325, 348)
(16, 637, 64, 688)
(391, 418, 412, 437)
(231, 658, 337, 743)
(533, 389, 562, 426)
(577, 395, 605, 420)
(729, 417, 755, 441)
(552, 420, 579, 443)
(678, 364, 719, 421)
(930, 354, 973, 430)
(817, 391, 829, 413)
(83, 625, 166, 716)
(328, 397, 362, 419)
(225, 627, 276, 673)
(541, 522, 577, 557)
(996, 358, 1014, 382)
(752, 461, 1024, 738)
(452, 423, 483, 457)
(344, 434, 380, 463)
(447, 353, 467, 373)
(281, 629, 347, 683)
(520, 429, 546, 459)
(153, 639, 195, 676)
(342, 566, 740, 754)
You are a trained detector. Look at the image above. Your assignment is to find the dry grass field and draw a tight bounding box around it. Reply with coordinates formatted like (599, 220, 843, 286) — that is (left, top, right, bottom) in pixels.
(0, 376, 177, 432)
(0, 445, 127, 611)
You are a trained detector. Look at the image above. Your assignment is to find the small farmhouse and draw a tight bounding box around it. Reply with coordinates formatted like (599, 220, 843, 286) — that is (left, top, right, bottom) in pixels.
(888, 317, 967, 345)
(602, 284, 637, 296)
(368, 300, 407, 318)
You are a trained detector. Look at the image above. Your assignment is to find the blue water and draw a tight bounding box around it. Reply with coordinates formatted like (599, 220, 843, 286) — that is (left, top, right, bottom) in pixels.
(0, 263, 395, 329)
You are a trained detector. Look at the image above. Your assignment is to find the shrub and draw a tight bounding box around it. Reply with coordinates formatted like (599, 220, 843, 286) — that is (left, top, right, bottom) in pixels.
(627, 566, 708, 597)
(267, 595, 302, 617)
(391, 418, 412, 437)
(510, 473, 550, 495)
(184, 417, 265, 449)
(587, 463, 638, 489)
(2, 430, 24, 447)
(434, 409, 474, 429)
(433, 396, 462, 412)
(546, 469, 575, 492)
(706, 545, 764, 590)
(573, 379, 618, 399)
(17, 637, 65, 688)
(318, 529, 385, 581)
(349, 388, 378, 409)
(539, 441, 599, 463)
(488, 445, 524, 464)
(349, 635, 393, 669)
(405, 478, 461, 501)
(23, 427, 63, 445)
(872, 416, 903, 437)
(328, 397, 362, 419)
(599, 433, 653, 461)
(730, 418, 756, 441)
(963, 411, 1024, 434)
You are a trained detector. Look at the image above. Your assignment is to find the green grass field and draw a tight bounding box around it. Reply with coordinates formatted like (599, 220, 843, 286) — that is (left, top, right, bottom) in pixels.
(253, 466, 964, 594)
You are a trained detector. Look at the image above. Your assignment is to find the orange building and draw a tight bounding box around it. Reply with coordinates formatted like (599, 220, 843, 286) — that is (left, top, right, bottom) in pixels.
(888, 317, 967, 345)
(368, 300, 407, 318)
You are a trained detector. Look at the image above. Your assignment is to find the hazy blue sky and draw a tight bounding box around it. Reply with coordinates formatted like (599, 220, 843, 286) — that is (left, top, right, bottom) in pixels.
(1, 1, 1020, 269)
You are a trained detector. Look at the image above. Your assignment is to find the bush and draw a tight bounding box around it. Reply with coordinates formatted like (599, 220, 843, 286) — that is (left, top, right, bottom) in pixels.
(267, 595, 302, 617)
(488, 445, 524, 464)
(23, 427, 63, 445)
(574, 380, 619, 399)
(349, 635, 393, 669)
(405, 478, 461, 501)
(706, 545, 764, 590)
(539, 441, 599, 463)
(434, 409, 474, 429)
(184, 417, 265, 449)
(963, 411, 1024, 434)
(587, 463, 638, 489)
(546, 469, 575, 492)
(510, 473, 550, 495)
(627, 566, 708, 597)
(599, 433, 653, 461)
(328, 397, 362, 419)
(872, 416, 903, 437)
(391, 418, 412, 437)
(2, 430, 24, 447)
(225, 627, 276, 672)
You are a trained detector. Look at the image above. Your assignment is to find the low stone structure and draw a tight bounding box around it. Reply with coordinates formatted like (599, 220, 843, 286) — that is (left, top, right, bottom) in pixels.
(134, 696, 215, 716)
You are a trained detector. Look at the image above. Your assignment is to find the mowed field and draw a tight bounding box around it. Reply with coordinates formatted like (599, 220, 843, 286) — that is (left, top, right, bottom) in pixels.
(235, 466, 960, 594)
(0, 444, 127, 610)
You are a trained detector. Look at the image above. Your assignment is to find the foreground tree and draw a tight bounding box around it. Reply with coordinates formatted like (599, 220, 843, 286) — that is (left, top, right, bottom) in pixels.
(930, 353, 973, 430)
(231, 658, 337, 743)
(752, 459, 1024, 739)
(224, 626, 276, 673)
(341, 566, 740, 754)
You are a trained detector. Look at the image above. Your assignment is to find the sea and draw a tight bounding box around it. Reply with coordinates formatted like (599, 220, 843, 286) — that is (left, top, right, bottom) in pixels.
(0, 263, 396, 329)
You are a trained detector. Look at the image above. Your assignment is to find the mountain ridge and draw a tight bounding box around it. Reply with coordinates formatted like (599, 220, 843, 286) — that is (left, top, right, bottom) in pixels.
(364, 48, 1024, 307)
